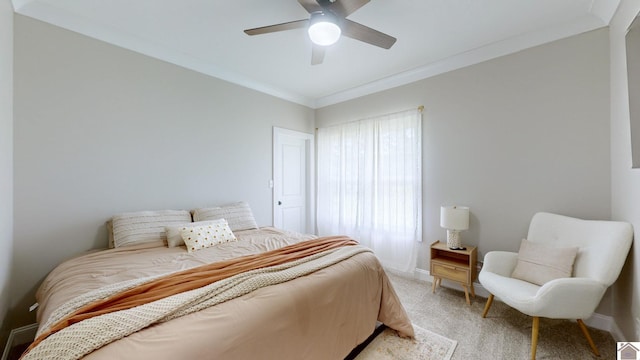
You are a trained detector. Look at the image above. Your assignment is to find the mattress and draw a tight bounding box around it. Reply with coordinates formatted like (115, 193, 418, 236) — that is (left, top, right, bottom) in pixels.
(29, 227, 414, 360)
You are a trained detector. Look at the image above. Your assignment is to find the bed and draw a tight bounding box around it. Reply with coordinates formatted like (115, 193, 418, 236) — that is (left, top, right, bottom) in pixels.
(22, 203, 414, 360)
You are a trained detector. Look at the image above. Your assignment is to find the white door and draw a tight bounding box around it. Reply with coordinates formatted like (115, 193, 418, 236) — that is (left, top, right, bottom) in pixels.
(273, 127, 314, 234)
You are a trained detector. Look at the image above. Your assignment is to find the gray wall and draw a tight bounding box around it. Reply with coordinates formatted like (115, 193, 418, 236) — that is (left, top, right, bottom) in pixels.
(610, 0, 640, 342)
(11, 15, 314, 328)
(0, 0, 14, 349)
(317, 29, 611, 306)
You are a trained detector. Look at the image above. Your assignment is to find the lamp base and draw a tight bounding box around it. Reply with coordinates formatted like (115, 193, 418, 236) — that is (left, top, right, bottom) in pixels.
(446, 230, 462, 249)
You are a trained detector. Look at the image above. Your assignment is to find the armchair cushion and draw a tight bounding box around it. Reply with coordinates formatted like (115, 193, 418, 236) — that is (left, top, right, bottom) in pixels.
(480, 268, 606, 318)
(511, 239, 578, 286)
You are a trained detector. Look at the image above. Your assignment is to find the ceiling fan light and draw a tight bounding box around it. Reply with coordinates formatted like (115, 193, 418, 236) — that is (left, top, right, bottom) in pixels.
(308, 12, 341, 46)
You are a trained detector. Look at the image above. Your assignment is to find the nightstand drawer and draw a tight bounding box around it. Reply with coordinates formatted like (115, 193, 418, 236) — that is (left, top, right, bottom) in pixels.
(431, 262, 468, 283)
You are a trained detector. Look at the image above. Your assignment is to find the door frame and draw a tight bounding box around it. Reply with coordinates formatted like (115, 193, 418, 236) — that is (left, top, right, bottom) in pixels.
(272, 127, 315, 234)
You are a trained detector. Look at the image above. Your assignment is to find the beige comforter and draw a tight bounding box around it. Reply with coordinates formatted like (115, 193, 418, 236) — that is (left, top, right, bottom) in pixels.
(33, 227, 414, 360)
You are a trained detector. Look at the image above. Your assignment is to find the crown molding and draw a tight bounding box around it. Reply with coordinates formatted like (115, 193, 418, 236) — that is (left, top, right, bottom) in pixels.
(13, 1, 612, 110)
(13, 1, 316, 108)
(590, 0, 622, 25)
(313, 14, 607, 108)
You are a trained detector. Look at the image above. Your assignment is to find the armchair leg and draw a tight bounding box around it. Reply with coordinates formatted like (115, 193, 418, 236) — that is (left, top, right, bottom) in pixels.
(481, 294, 494, 318)
(531, 316, 539, 360)
(577, 319, 600, 356)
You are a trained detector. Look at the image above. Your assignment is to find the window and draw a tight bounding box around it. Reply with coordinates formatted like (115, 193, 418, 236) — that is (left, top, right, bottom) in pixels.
(317, 108, 422, 273)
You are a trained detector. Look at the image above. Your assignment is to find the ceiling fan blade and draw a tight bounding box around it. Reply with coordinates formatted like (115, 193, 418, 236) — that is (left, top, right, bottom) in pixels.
(311, 44, 325, 65)
(341, 19, 396, 49)
(244, 19, 309, 36)
(324, 0, 370, 17)
(298, 0, 322, 14)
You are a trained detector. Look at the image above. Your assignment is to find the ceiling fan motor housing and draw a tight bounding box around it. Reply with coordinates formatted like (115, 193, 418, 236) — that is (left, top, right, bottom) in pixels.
(308, 11, 342, 46)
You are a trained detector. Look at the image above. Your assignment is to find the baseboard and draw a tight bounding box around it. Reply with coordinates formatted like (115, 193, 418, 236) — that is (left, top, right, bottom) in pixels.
(413, 267, 430, 282)
(604, 316, 640, 342)
(583, 313, 613, 334)
(609, 319, 626, 342)
(1, 324, 37, 360)
(412, 268, 616, 335)
(389, 268, 440, 282)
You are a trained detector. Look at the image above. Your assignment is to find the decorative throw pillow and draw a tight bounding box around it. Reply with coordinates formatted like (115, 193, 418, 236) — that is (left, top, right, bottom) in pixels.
(511, 239, 579, 286)
(181, 219, 237, 253)
(166, 219, 225, 248)
(192, 201, 258, 231)
(111, 210, 192, 248)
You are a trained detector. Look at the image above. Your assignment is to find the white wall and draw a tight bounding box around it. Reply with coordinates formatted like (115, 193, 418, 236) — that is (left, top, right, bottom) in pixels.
(11, 15, 314, 328)
(0, 0, 14, 348)
(317, 29, 611, 306)
(610, 0, 640, 342)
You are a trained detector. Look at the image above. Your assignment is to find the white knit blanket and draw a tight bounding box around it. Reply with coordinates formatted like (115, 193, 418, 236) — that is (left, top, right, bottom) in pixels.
(25, 245, 371, 360)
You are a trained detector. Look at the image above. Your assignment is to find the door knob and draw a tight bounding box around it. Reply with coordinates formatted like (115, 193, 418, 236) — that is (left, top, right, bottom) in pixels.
(277, 201, 282, 205)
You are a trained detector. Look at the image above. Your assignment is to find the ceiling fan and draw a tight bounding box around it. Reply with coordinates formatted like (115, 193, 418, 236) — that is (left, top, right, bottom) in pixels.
(244, 0, 396, 65)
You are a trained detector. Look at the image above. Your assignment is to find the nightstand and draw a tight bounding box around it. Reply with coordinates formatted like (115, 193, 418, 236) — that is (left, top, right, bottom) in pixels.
(430, 240, 478, 305)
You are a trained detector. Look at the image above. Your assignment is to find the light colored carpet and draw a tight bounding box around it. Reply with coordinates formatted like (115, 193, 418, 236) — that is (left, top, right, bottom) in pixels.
(386, 273, 617, 360)
(355, 324, 456, 360)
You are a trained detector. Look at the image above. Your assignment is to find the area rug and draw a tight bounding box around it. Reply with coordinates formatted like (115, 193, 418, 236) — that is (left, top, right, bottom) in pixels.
(354, 324, 457, 360)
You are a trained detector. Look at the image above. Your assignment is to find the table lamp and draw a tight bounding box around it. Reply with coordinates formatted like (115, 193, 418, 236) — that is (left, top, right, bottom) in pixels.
(440, 205, 469, 249)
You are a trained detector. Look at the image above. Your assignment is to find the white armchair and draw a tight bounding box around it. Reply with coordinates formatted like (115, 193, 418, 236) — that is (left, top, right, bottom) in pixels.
(479, 212, 633, 359)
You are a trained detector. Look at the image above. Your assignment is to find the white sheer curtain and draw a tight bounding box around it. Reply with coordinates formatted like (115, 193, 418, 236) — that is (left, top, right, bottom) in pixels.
(316, 109, 422, 274)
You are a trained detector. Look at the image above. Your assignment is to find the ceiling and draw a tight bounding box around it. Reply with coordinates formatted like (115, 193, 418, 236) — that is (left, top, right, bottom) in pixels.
(12, 0, 619, 108)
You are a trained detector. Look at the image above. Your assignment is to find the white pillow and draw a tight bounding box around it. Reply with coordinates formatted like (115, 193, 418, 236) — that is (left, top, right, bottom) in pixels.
(166, 219, 225, 248)
(181, 219, 237, 253)
(111, 210, 192, 248)
(511, 239, 579, 286)
(192, 201, 258, 231)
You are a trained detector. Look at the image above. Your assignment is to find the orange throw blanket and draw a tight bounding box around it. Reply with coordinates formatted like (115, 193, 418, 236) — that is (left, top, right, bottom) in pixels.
(26, 236, 357, 356)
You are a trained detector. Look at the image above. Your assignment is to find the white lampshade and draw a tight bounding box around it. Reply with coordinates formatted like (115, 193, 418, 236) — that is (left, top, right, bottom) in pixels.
(308, 12, 341, 46)
(440, 206, 469, 230)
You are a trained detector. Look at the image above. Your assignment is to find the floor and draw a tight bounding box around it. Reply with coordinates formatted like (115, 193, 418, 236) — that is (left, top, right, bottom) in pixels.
(387, 273, 618, 359)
